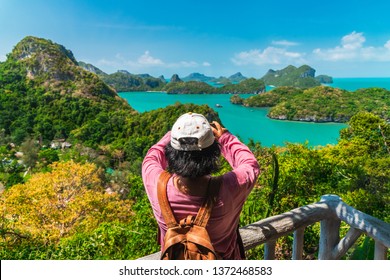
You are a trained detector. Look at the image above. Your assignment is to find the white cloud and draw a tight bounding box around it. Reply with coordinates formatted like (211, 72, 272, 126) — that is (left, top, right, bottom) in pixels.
(272, 40, 299, 47)
(341, 31, 365, 50)
(232, 47, 306, 66)
(313, 31, 390, 62)
(137, 51, 164, 66)
(173, 61, 198, 68)
(0, 54, 6, 62)
(96, 51, 209, 73)
(384, 40, 390, 49)
(97, 58, 121, 68)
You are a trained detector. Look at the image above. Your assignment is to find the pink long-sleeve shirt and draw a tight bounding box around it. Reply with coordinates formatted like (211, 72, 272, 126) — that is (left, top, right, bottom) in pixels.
(142, 131, 260, 259)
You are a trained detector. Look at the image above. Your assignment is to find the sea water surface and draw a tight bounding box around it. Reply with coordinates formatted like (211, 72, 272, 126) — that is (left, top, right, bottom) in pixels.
(330, 77, 390, 91)
(119, 77, 390, 147)
(119, 92, 346, 147)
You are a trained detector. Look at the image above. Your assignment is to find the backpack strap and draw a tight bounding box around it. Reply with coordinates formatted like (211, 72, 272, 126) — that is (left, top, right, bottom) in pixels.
(157, 171, 177, 228)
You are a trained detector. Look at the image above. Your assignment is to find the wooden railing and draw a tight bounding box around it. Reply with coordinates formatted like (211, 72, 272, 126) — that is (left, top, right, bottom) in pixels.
(139, 195, 390, 260)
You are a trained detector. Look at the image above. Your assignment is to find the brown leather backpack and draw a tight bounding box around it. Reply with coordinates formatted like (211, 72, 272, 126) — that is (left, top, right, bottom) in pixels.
(157, 171, 222, 260)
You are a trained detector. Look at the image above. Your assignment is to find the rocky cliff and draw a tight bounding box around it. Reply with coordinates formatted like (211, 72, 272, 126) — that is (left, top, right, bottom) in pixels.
(261, 65, 329, 88)
(10, 36, 118, 99)
(0, 36, 133, 143)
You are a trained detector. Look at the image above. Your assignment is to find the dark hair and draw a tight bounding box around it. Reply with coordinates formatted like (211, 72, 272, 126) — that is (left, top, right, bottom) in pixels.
(164, 138, 221, 178)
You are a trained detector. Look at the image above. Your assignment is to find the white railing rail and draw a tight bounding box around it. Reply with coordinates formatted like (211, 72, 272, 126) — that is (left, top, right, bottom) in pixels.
(139, 194, 390, 260)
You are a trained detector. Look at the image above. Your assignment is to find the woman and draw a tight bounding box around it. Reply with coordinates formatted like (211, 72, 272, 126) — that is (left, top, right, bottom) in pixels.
(142, 112, 260, 259)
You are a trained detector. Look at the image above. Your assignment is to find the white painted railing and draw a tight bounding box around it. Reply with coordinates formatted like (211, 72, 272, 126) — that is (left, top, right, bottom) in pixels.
(139, 194, 390, 260)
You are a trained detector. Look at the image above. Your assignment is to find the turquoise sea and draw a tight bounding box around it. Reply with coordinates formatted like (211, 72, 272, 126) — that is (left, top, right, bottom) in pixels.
(330, 77, 390, 91)
(119, 77, 390, 147)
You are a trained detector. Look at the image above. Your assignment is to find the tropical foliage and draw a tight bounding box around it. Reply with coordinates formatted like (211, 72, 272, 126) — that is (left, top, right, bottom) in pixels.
(260, 65, 325, 88)
(241, 112, 390, 259)
(237, 86, 390, 122)
(100, 71, 166, 92)
(162, 78, 265, 94)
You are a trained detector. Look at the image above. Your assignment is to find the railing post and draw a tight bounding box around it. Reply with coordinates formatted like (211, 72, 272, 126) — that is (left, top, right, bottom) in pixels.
(374, 241, 387, 260)
(318, 195, 342, 260)
(264, 239, 276, 260)
(292, 227, 305, 260)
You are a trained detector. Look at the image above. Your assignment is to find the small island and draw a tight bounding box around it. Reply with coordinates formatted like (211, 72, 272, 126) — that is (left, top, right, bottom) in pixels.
(162, 77, 266, 94)
(78, 60, 333, 95)
(261, 65, 333, 88)
(231, 86, 390, 123)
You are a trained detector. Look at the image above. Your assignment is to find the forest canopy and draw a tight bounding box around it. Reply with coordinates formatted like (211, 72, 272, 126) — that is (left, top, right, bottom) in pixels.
(232, 86, 390, 123)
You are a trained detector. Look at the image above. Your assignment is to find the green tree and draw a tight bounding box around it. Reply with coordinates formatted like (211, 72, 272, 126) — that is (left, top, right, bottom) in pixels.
(20, 138, 40, 170)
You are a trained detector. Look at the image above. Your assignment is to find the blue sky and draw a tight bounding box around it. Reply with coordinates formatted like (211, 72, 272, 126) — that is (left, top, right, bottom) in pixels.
(1, 0, 390, 78)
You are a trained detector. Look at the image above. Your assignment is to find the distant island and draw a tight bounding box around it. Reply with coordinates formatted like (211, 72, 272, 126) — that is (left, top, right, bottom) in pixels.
(79, 62, 332, 93)
(231, 86, 390, 123)
(180, 72, 247, 84)
(261, 65, 333, 88)
(162, 77, 265, 94)
(78, 62, 252, 93)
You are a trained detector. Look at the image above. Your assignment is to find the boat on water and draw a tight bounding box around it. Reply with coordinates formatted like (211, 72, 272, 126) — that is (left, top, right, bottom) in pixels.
(215, 103, 223, 108)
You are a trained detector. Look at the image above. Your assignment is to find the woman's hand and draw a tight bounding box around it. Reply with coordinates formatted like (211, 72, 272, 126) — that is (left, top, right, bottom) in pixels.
(211, 121, 227, 140)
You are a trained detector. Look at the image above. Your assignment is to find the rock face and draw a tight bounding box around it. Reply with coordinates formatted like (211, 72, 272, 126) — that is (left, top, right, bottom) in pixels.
(78, 61, 107, 75)
(182, 72, 215, 82)
(228, 72, 247, 83)
(299, 66, 315, 78)
(261, 65, 326, 88)
(315, 75, 333, 84)
(13, 36, 78, 64)
(10, 36, 117, 98)
(12, 36, 76, 81)
(180, 72, 247, 84)
(170, 74, 182, 83)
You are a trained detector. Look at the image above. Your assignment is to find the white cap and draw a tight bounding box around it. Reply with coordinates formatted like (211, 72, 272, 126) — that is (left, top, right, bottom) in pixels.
(170, 112, 215, 151)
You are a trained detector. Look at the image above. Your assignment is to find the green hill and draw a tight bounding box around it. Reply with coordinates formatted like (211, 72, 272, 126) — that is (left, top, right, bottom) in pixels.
(78, 64, 167, 92)
(180, 72, 247, 84)
(10, 36, 118, 99)
(163, 78, 265, 94)
(235, 86, 390, 122)
(0, 36, 133, 143)
(261, 65, 329, 88)
(0, 36, 218, 146)
(77, 67, 249, 92)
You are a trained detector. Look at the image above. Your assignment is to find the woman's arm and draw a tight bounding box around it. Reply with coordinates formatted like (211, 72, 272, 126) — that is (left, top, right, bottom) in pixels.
(211, 122, 260, 190)
(142, 131, 171, 189)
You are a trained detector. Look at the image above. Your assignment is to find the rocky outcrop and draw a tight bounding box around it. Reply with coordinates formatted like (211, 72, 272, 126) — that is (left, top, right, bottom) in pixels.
(10, 36, 117, 98)
(228, 72, 247, 83)
(182, 72, 214, 82)
(299, 66, 315, 78)
(268, 114, 350, 123)
(315, 75, 333, 84)
(170, 74, 182, 83)
(261, 65, 325, 88)
(78, 61, 107, 75)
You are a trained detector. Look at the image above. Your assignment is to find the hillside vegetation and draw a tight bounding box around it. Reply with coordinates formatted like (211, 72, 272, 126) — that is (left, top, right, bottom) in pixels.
(233, 86, 390, 122)
(260, 65, 332, 88)
(0, 36, 389, 260)
(163, 78, 265, 94)
(79, 63, 249, 93)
